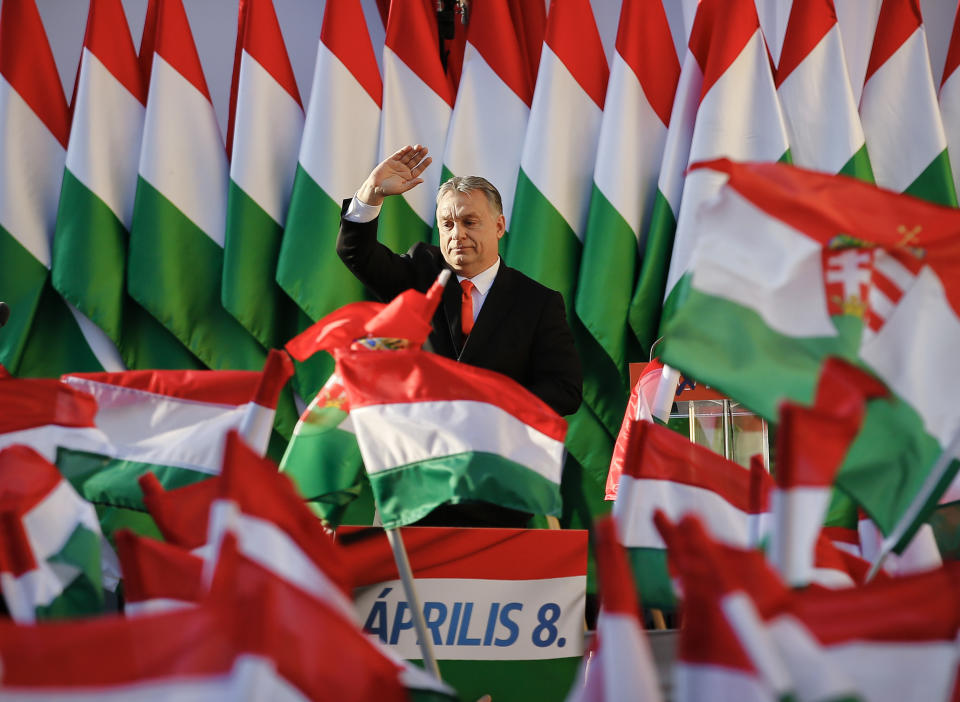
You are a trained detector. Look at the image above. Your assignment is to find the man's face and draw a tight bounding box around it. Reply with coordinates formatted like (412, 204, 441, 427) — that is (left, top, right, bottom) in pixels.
(436, 189, 505, 278)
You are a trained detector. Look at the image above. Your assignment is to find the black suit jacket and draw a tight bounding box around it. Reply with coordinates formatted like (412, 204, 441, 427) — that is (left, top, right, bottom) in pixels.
(336, 202, 582, 418)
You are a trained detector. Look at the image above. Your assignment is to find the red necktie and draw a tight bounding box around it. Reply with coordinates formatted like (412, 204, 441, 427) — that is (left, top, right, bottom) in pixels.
(460, 279, 475, 337)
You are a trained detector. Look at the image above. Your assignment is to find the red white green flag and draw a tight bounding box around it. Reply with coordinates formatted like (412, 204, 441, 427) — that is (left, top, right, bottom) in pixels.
(659, 158, 960, 549)
(222, 0, 304, 351)
(52, 0, 200, 371)
(129, 0, 266, 371)
(0, 0, 123, 377)
(860, 0, 957, 206)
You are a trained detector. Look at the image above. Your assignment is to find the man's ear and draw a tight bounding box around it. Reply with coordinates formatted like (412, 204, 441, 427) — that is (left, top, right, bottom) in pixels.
(496, 213, 506, 239)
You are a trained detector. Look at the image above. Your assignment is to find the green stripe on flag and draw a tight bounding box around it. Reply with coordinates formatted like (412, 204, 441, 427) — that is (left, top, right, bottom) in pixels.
(370, 452, 562, 528)
(628, 190, 676, 357)
(129, 178, 265, 371)
(35, 524, 104, 620)
(903, 149, 958, 207)
(837, 144, 875, 183)
(0, 223, 48, 372)
(626, 547, 675, 611)
(431, 164, 456, 248)
(378, 189, 431, 256)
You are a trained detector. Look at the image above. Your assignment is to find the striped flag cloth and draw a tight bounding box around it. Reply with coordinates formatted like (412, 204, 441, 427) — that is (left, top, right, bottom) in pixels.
(566, 516, 662, 702)
(939, 2, 960, 199)
(0, 446, 109, 622)
(58, 349, 293, 510)
(52, 0, 200, 371)
(612, 419, 772, 610)
(860, 0, 957, 206)
(338, 348, 567, 528)
(114, 528, 203, 616)
(775, 0, 874, 180)
(0, 0, 122, 377)
(629, 0, 791, 353)
(768, 359, 887, 586)
(440, 0, 531, 242)
(276, 0, 382, 397)
(222, 0, 304, 352)
(378, 0, 453, 252)
(576, 0, 679, 394)
(659, 158, 960, 548)
(129, 0, 266, 371)
(139, 469, 220, 552)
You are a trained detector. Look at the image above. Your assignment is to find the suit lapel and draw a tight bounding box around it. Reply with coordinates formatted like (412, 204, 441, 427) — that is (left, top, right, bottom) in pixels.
(460, 265, 514, 364)
(442, 273, 463, 354)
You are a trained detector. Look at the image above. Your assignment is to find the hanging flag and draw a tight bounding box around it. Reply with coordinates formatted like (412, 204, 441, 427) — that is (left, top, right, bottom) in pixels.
(58, 349, 292, 510)
(628, 0, 791, 355)
(659, 158, 960, 548)
(0, 446, 108, 622)
(440, 0, 532, 240)
(276, 0, 382, 398)
(860, 0, 957, 206)
(114, 529, 203, 616)
(775, 0, 874, 180)
(128, 0, 266, 371)
(377, 0, 453, 251)
(338, 348, 567, 528)
(939, 1, 960, 199)
(52, 0, 201, 371)
(576, 0, 679, 412)
(566, 517, 662, 702)
(0, 0, 123, 377)
(612, 419, 772, 610)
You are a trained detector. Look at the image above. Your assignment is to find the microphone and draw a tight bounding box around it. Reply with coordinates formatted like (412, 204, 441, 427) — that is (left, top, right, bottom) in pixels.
(0, 302, 9, 328)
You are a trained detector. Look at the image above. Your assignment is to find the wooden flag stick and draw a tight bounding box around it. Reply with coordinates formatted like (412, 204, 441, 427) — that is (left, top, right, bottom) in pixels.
(385, 527, 442, 679)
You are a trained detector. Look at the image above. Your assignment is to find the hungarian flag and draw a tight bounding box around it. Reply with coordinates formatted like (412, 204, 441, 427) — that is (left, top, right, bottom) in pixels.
(860, 0, 957, 206)
(338, 348, 567, 528)
(139, 471, 218, 551)
(58, 349, 293, 510)
(222, 0, 304, 352)
(377, 0, 453, 251)
(659, 158, 960, 548)
(129, 0, 266, 371)
(0, 0, 123, 377)
(52, 0, 200, 371)
(114, 528, 203, 616)
(612, 419, 772, 609)
(629, 0, 791, 354)
(439, 0, 531, 244)
(0, 446, 109, 622)
(775, 0, 874, 180)
(566, 517, 662, 702)
(576, 0, 679, 396)
(939, 2, 960, 200)
(276, 0, 382, 397)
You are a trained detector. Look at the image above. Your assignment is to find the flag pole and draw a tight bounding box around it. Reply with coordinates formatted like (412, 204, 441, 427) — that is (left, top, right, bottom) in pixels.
(866, 428, 960, 582)
(385, 527, 442, 679)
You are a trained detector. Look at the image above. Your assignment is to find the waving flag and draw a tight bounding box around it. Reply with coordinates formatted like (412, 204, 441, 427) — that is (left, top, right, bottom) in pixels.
(339, 348, 567, 528)
(114, 529, 203, 616)
(939, 2, 960, 199)
(775, 0, 873, 180)
(659, 159, 960, 547)
(0, 0, 122, 377)
(129, 0, 265, 371)
(222, 0, 303, 351)
(860, 0, 957, 206)
(52, 0, 200, 371)
(377, 0, 453, 251)
(0, 446, 108, 622)
(629, 0, 791, 354)
(139, 471, 218, 551)
(277, 0, 382, 397)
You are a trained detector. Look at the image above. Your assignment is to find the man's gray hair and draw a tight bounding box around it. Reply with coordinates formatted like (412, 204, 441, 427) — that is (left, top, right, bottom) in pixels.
(436, 175, 503, 215)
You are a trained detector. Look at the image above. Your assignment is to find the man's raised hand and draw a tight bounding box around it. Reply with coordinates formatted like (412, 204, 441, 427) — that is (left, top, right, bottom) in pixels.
(357, 144, 433, 206)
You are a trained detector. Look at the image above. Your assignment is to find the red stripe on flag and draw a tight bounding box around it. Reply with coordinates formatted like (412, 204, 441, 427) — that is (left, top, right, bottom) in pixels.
(823, 525, 859, 547)
(0, 447, 64, 574)
(688, 0, 761, 106)
(252, 349, 294, 409)
(941, 3, 960, 88)
(64, 368, 262, 406)
(0, 0, 70, 148)
(775, 0, 837, 87)
(467, 0, 532, 106)
(338, 349, 568, 442)
(864, 0, 923, 85)
(615, 0, 680, 127)
(138, 0, 158, 87)
(0, 378, 98, 434)
(543, 0, 608, 109)
(140, 472, 217, 550)
(595, 516, 641, 616)
(238, 0, 301, 107)
(153, 0, 214, 103)
(384, 0, 453, 107)
(115, 530, 204, 604)
(321, 0, 383, 108)
(507, 0, 545, 90)
(82, 0, 146, 104)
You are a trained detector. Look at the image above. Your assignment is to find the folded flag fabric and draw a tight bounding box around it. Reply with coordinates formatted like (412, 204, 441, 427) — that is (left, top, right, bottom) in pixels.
(0, 445, 108, 622)
(55, 350, 291, 512)
(338, 348, 567, 528)
(138, 471, 218, 552)
(612, 419, 772, 609)
(114, 528, 203, 616)
(659, 158, 960, 549)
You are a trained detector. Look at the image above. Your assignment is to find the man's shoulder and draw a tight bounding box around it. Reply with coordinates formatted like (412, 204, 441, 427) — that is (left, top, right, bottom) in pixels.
(497, 264, 564, 302)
